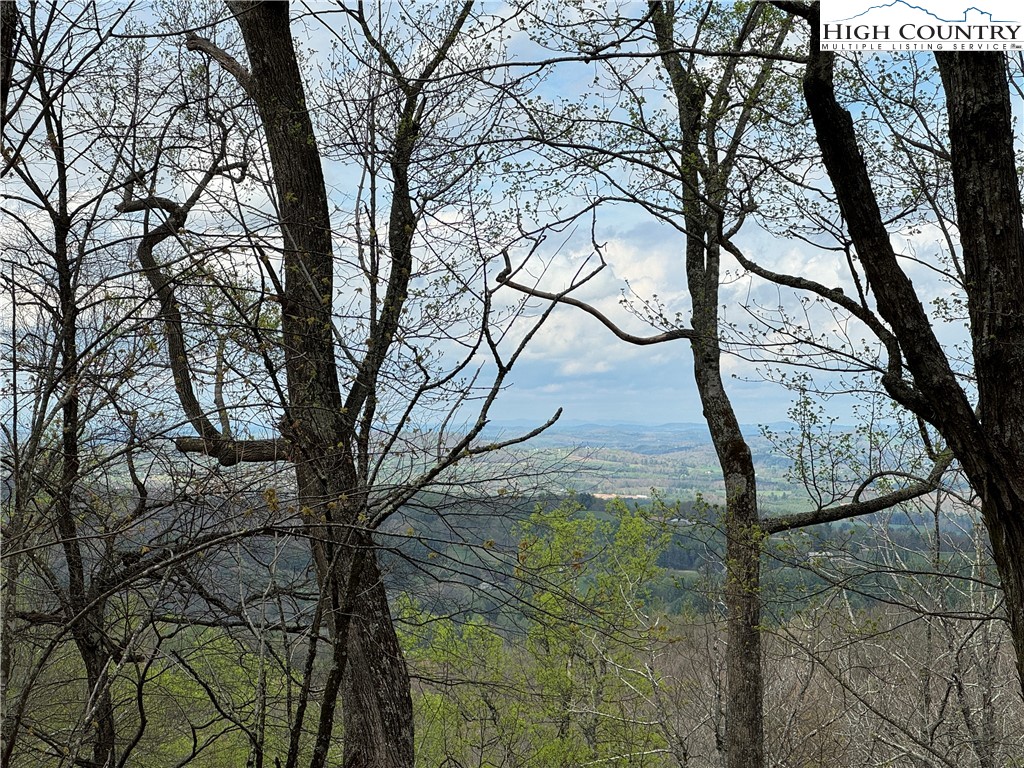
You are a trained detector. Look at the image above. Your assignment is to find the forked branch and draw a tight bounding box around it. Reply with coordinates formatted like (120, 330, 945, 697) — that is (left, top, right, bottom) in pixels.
(761, 450, 953, 534)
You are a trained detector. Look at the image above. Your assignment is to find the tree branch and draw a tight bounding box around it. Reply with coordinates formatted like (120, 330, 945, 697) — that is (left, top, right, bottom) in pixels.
(497, 253, 694, 347)
(761, 450, 953, 534)
(717, 232, 938, 422)
(184, 32, 254, 97)
(114, 196, 181, 215)
(173, 436, 290, 466)
(795, 5, 984, 457)
(467, 408, 564, 456)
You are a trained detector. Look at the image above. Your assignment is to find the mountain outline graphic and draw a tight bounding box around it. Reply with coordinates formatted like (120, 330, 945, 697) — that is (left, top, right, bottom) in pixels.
(835, 1, 1015, 24)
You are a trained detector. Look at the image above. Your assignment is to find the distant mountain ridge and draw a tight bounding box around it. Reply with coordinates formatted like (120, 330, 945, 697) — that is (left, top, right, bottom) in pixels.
(477, 420, 816, 509)
(482, 420, 793, 452)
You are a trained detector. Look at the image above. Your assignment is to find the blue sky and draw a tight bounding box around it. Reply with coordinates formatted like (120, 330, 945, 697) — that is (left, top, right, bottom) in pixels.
(482, 219, 798, 426)
(4, 3, 964, 436)
(297, 3, 968, 430)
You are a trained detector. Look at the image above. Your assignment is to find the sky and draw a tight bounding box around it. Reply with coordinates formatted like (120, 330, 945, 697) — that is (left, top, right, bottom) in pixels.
(2, 2, 978, 437)
(482, 223, 791, 427)
(295, 3, 834, 428)
(296, 3, 973, 429)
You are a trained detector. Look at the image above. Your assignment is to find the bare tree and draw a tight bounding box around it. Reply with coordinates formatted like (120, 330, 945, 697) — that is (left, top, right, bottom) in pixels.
(3, 1, 557, 765)
(0, 3, 276, 765)
(739, 2, 1024, 692)
(110, 3, 560, 766)
(756, 394, 1022, 767)
(497, 4, 958, 766)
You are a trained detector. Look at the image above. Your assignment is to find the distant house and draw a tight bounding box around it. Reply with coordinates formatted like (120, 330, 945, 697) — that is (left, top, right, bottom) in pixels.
(807, 550, 838, 562)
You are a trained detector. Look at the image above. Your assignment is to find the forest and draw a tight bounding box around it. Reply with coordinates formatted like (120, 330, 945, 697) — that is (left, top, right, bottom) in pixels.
(3, 2, 1024, 767)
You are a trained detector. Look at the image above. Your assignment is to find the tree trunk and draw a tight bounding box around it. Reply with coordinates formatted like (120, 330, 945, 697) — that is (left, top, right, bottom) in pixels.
(935, 52, 1024, 689)
(690, 246, 765, 768)
(649, 4, 765, 764)
(56, 210, 117, 768)
(792, 5, 1024, 693)
(341, 543, 415, 768)
(225, 5, 415, 765)
(1, 0, 16, 116)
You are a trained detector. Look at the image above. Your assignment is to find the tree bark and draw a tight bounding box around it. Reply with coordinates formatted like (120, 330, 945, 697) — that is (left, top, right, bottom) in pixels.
(649, 4, 765, 765)
(936, 51, 1024, 690)
(1, 0, 16, 117)
(339, 543, 416, 768)
(224, 4, 414, 765)
(791, 4, 1024, 692)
